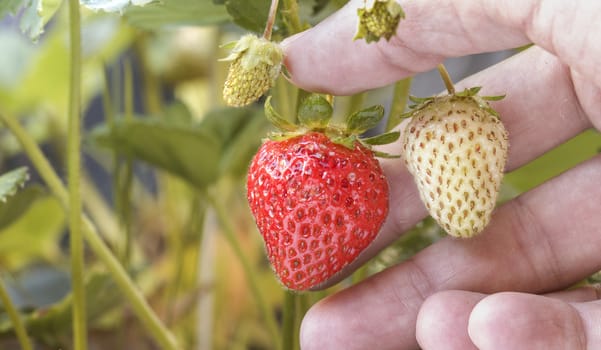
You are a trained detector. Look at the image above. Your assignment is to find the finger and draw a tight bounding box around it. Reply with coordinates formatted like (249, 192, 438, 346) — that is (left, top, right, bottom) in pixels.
(572, 296, 601, 349)
(416, 290, 483, 350)
(282, 0, 601, 94)
(416, 286, 601, 350)
(546, 284, 601, 303)
(469, 292, 601, 350)
(300, 154, 601, 350)
(320, 45, 592, 287)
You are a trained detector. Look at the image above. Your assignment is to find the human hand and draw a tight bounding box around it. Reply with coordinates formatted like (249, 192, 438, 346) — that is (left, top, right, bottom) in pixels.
(281, 0, 601, 349)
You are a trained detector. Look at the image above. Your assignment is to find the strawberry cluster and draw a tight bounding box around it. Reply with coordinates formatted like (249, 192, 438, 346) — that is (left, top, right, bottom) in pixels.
(222, 3, 508, 291)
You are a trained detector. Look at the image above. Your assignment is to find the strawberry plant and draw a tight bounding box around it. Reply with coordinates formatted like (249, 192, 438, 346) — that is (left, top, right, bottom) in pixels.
(0, 0, 599, 349)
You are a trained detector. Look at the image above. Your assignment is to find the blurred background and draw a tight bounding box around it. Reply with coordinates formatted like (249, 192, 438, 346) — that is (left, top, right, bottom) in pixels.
(0, 1, 600, 349)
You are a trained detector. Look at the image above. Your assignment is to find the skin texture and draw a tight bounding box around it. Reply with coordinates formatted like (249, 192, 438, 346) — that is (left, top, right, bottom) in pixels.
(281, 0, 601, 349)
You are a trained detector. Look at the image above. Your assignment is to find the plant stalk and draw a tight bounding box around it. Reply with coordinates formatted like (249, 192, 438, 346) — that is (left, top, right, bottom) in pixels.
(206, 190, 282, 350)
(281, 0, 303, 34)
(436, 63, 455, 94)
(387, 77, 412, 131)
(120, 58, 135, 266)
(263, 0, 280, 40)
(282, 291, 296, 350)
(66, 0, 87, 347)
(0, 113, 179, 350)
(0, 277, 33, 350)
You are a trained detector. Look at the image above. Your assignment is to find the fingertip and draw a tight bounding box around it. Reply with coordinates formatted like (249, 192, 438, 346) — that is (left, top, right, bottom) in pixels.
(299, 301, 327, 350)
(416, 290, 482, 350)
(467, 293, 508, 349)
(299, 296, 358, 349)
(468, 292, 587, 350)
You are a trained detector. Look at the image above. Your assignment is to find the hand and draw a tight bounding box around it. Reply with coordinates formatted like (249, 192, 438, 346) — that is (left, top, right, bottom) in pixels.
(281, 0, 601, 349)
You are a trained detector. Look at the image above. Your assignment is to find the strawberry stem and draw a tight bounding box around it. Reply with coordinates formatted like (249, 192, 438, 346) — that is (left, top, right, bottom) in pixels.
(387, 77, 412, 131)
(282, 291, 297, 350)
(263, 0, 280, 40)
(437, 63, 455, 94)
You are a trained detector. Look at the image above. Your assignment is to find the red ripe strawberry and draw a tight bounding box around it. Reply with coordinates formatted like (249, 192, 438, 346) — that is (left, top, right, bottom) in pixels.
(247, 95, 398, 291)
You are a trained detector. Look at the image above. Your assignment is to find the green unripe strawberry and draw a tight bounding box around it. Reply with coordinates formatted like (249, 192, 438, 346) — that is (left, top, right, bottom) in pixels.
(354, 0, 405, 43)
(401, 88, 509, 238)
(221, 34, 283, 107)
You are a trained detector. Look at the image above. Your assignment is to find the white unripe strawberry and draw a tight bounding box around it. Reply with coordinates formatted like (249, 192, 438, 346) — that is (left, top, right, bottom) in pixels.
(401, 88, 508, 238)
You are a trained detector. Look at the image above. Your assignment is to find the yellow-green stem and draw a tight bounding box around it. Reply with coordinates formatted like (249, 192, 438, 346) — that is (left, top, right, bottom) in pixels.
(120, 59, 135, 266)
(386, 77, 412, 131)
(281, 0, 303, 34)
(275, 76, 294, 123)
(263, 0, 280, 40)
(67, 0, 87, 348)
(436, 63, 455, 94)
(206, 190, 282, 350)
(0, 277, 33, 350)
(347, 92, 365, 116)
(101, 64, 115, 125)
(282, 291, 297, 350)
(133, 35, 162, 114)
(0, 113, 179, 350)
(351, 264, 369, 284)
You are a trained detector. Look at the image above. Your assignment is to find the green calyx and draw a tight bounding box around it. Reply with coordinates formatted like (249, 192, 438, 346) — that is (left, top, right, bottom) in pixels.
(264, 94, 400, 158)
(220, 34, 283, 71)
(354, 0, 405, 43)
(401, 87, 505, 120)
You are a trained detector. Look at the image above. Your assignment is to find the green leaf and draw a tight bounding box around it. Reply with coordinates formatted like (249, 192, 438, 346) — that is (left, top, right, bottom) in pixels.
(0, 0, 23, 17)
(29, 271, 122, 332)
(408, 95, 432, 104)
(456, 86, 482, 97)
(0, 271, 122, 338)
(0, 0, 62, 41)
(200, 106, 256, 145)
(0, 29, 38, 89)
(346, 105, 385, 134)
(125, 0, 229, 29)
(225, 0, 271, 33)
(265, 96, 298, 132)
(311, 0, 330, 14)
(297, 94, 333, 129)
(80, 0, 153, 13)
(0, 185, 45, 230)
(2, 17, 133, 116)
(196, 106, 269, 177)
(372, 150, 401, 159)
(0, 167, 29, 203)
(218, 110, 269, 178)
(369, 217, 443, 273)
(505, 130, 601, 192)
(91, 118, 222, 189)
(0, 196, 65, 268)
(481, 94, 506, 101)
(330, 135, 357, 150)
(361, 131, 400, 146)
